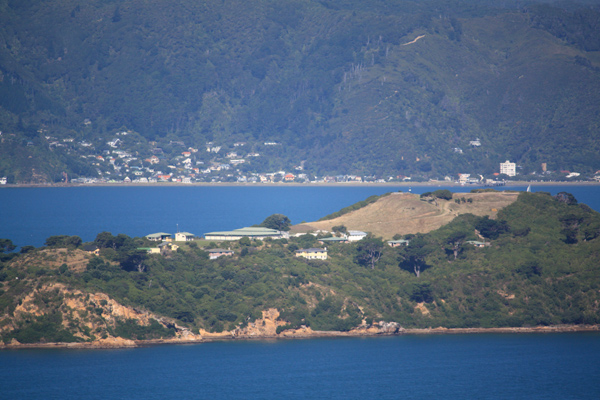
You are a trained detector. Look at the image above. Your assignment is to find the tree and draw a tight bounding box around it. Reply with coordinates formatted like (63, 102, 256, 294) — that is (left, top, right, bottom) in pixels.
(399, 234, 433, 277)
(119, 249, 148, 273)
(475, 217, 510, 240)
(410, 282, 434, 303)
(95, 232, 117, 249)
(560, 213, 583, 244)
(432, 189, 453, 200)
(45, 235, 82, 248)
(260, 214, 291, 231)
(0, 239, 16, 253)
(332, 225, 348, 236)
(554, 192, 578, 205)
(355, 236, 384, 269)
(295, 234, 317, 249)
(517, 260, 542, 278)
(20, 245, 35, 254)
(445, 231, 467, 260)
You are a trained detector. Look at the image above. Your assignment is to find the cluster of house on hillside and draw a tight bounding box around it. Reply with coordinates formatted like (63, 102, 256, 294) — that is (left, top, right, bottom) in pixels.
(139, 226, 417, 261)
(3, 128, 598, 184)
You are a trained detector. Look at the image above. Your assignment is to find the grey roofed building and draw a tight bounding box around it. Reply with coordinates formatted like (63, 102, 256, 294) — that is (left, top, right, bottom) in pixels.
(204, 227, 283, 241)
(347, 230, 368, 241)
(146, 232, 172, 241)
(466, 240, 489, 248)
(387, 240, 410, 247)
(318, 237, 348, 244)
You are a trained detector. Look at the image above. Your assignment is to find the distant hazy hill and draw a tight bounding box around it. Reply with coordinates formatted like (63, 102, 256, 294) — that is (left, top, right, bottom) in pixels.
(1, 0, 600, 181)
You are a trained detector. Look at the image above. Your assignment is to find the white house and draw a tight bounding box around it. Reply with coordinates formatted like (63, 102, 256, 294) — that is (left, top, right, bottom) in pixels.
(175, 232, 195, 241)
(458, 173, 470, 184)
(347, 230, 368, 241)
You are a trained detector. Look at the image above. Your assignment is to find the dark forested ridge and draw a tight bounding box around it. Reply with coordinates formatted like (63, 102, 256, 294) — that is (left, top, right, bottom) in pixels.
(1, 191, 599, 343)
(1, 0, 600, 182)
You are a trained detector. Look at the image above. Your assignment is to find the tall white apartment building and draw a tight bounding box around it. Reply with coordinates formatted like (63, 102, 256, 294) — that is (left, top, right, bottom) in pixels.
(500, 160, 516, 177)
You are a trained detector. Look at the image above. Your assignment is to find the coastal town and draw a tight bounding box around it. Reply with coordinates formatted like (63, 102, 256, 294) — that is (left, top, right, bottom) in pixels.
(1, 130, 599, 185)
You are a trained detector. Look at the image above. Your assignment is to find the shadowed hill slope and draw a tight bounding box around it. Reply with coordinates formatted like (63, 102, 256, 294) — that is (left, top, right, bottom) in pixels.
(1, 1, 600, 182)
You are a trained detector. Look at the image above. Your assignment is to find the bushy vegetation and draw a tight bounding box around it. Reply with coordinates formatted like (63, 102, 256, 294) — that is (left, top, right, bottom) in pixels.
(8, 312, 80, 344)
(113, 318, 176, 340)
(1, 192, 600, 343)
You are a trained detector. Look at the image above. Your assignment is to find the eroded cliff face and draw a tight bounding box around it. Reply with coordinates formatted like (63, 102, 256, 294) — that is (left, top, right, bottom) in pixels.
(2, 285, 405, 348)
(232, 308, 284, 337)
(229, 308, 404, 338)
(1, 283, 201, 347)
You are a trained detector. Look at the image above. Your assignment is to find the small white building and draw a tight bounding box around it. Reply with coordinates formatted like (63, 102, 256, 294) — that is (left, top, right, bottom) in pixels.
(208, 249, 234, 259)
(347, 230, 368, 242)
(500, 160, 516, 177)
(175, 232, 195, 242)
(458, 173, 470, 184)
(387, 240, 409, 247)
(146, 232, 172, 242)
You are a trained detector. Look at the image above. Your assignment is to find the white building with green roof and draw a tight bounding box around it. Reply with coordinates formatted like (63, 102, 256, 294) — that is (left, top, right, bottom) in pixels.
(175, 232, 195, 241)
(146, 232, 172, 242)
(204, 227, 283, 241)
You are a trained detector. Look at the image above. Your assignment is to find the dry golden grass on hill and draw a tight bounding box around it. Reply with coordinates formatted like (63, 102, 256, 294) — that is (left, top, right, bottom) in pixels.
(291, 191, 519, 239)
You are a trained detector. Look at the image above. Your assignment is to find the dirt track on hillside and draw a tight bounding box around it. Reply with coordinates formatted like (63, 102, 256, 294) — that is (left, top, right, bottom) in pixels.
(291, 191, 519, 239)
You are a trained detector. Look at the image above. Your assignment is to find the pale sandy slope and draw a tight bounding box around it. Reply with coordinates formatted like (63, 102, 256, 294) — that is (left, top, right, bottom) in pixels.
(291, 191, 520, 239)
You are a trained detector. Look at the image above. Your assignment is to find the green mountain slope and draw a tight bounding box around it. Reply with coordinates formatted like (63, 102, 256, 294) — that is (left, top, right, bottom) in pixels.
(1, 191, 599, 343)
(1, 1, 600, 181)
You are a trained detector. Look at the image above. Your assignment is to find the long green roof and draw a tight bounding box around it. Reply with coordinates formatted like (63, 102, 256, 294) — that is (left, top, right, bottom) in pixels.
(146, 232, 172, 237)
(205, 227, 280, 236)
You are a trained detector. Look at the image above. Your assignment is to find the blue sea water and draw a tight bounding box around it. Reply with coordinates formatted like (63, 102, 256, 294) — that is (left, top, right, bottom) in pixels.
(0, 184, 599, 247)
(1, 334, 599, 399)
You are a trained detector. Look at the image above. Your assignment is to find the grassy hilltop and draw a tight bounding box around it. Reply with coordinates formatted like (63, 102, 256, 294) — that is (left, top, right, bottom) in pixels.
(1, 190, 599, 345)
(1, 1, 600, 182)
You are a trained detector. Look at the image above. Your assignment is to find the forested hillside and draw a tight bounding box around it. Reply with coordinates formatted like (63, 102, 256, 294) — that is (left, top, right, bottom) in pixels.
(1, 191, 599, 344)
(1, 0, 600, 182)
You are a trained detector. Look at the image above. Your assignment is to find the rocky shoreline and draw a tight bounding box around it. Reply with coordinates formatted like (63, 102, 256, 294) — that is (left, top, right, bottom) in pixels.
(2, 324, 599, 350)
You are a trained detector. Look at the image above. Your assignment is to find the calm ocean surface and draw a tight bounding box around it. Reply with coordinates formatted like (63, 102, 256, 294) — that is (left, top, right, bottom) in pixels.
(1, 334, 599, 399)
(1, 184, 600, 399)
(0, 184, 599, 247)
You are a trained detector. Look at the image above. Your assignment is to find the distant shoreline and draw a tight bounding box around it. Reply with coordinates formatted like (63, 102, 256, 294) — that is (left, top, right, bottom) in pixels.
(2, 324, 599, 350)
(1, 181, 599, 189)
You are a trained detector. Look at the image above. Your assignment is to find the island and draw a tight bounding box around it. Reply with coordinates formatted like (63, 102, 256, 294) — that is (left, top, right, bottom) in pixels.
(1, 189, 599, 348)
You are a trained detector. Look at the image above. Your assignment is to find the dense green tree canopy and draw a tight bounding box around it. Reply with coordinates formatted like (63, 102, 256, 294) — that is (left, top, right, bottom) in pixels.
(260, 214, 292, 231)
